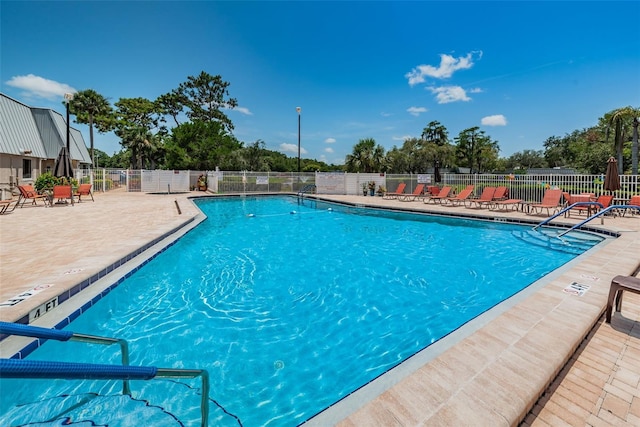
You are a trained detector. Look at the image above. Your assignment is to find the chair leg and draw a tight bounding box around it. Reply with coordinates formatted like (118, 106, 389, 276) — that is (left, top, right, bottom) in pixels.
(606, 276, 640, 323)
(615, 289, 624, 312)
(605, 285, 619, 323)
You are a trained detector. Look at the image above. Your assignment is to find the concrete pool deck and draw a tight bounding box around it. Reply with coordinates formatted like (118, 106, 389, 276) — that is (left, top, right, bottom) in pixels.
(1, 189, 639, 425)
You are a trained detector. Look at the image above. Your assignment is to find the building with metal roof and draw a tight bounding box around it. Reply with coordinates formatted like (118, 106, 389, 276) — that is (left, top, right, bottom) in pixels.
(0, 93, 91, 199)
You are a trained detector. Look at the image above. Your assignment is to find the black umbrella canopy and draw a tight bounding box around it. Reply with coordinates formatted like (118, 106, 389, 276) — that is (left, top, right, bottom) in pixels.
(604, 156, 620, 192)
(434, 160, 442, 183)
(53, 147, 74, 179)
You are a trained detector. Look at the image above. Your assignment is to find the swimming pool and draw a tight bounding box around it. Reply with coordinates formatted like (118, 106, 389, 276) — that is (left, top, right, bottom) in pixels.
(0, 196, 604, 426)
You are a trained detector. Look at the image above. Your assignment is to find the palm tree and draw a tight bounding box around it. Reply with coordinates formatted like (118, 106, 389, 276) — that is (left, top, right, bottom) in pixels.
(345, 138, 385, 172)
(68, 89, 112, 166)
(120, 126, 156, 169)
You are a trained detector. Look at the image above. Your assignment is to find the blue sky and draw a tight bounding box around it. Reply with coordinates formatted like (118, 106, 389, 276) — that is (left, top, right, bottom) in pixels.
(2, 1, 639, 165)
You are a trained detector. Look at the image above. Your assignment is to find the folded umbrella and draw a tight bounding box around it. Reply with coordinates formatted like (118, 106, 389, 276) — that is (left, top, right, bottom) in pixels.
(604, 156, 620, 192)
(53, 146, 73, 179)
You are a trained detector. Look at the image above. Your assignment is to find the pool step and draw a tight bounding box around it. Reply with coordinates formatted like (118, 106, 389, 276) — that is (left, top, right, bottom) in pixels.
(0, 393, 183, 426)
(512, 230, 597, 255)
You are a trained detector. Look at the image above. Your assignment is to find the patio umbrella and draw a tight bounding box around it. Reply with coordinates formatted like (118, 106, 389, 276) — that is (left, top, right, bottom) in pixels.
(604, 156, 620, 193)
(434, 160, 442, 183)
(53, 146, 73, 180)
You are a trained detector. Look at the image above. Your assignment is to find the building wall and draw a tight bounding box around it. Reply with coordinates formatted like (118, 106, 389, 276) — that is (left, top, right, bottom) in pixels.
(0, 154, 41, 199)
(0, 93, 90, 199)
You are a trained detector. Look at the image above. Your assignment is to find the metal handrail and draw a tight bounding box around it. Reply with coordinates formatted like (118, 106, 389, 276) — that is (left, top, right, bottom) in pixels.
(0, 322, 210, 426)
(297, 184, 317, 197)
(558, 205, 640, 236)
(532, 202, 604, 231)
(0, 321, 131, 394)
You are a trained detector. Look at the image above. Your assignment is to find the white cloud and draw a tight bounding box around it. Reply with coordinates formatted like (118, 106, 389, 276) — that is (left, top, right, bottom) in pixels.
(481, 114, 507, 126)
(407, 106, 427, 116)
(469, 87, 483, 94)
(6, 74, 76, 100)
(380, 112, 392, 117)
(405, 51, 482, 86)
(230, 106, 252, 115)
(392, 135, 413, 141)
(428, 86, 471, 104)
(325, 137, 336, 144)
(279, 143, 307, 155)
(325, 147, 334, 153)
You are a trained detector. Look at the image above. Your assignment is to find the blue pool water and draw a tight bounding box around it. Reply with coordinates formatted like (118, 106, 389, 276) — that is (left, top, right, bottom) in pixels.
(1, 196, 603, 426)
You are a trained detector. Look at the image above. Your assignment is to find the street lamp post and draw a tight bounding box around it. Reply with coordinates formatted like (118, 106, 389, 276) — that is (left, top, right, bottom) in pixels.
(632, 116, 639, 175)
(64, 93, 74, 154)
(296, 107, 301, 174)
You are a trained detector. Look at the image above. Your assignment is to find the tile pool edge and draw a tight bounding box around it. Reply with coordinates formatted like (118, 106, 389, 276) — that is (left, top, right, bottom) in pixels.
(307, 195, 621, 238)
(0, 209, 207, 359)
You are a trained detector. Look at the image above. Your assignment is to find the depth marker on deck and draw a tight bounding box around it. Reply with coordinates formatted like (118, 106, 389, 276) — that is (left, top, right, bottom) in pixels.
(563, 282, 590, 296)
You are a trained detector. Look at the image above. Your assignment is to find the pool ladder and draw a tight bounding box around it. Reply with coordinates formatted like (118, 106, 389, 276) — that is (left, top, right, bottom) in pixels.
(533, 203, 640, 238)
(0, 321, 210, 426)
(297, 184, 316, 197)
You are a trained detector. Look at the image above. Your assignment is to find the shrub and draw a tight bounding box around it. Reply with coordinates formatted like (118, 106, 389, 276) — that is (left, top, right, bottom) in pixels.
(34, 172, 60, 192)
(34, 173, 78, 192)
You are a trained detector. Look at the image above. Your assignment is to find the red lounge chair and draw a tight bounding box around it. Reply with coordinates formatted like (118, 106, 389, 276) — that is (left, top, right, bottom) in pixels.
(465, 186, 497, 209)
(383, 182, 406, 200)
(398, 184, 425, 201)
(493, 186, 508, 200)
(575, 194, 613, 216)
(74, 183, 94, 202)
(529, 189, 563, 216)
(564, 193, 598, 217)
(490, 198, 522, 211)
(17, 185, 48, 207)
(423, 186, 452, 204)
(0, 199, 18, 215)
(443, 185, 475, 206)
(52, 185, 74, 206)
(427, 186, 440, 196)
(624, 195, 640, 216)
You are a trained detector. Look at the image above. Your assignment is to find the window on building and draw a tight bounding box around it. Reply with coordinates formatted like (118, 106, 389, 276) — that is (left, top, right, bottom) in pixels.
(22, 159, 32, 179)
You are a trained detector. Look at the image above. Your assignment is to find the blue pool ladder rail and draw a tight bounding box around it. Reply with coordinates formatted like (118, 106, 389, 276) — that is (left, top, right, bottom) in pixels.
(532, 203, 640, 238)
(532, 201, 604, 231)
(0, 321, 210, 427)
(558, 205, 640, 237)
(0, 321, 132, 394)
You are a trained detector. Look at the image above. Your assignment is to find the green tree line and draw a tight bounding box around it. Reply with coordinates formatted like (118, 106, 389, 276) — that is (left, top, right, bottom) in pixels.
(346, 111, 640, 176)
(67, 71, 639, 175)
(68, 71, 342, 172)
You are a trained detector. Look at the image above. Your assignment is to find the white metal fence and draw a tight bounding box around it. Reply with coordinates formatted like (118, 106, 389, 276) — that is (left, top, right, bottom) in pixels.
(76, 169, 640, 203)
